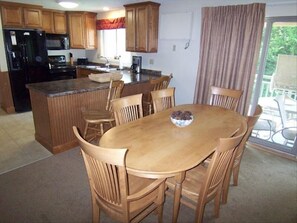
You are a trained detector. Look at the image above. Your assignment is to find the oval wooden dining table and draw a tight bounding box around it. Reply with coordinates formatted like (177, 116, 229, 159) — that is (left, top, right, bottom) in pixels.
(99, 104, 244, 223)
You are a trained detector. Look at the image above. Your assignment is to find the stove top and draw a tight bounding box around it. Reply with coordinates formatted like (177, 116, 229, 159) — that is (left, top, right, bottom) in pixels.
(48, 55, 76, 70)
(50, 65, 76, 69)
(48, 55, 67, 65)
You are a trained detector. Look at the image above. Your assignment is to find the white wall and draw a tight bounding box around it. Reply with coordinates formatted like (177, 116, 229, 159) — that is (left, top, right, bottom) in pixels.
(0, 14, 8, 72)
(48, 49, 86, 62)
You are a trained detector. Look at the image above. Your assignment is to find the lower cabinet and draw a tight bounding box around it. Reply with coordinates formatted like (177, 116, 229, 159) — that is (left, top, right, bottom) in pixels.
(76, 67, 104, 78)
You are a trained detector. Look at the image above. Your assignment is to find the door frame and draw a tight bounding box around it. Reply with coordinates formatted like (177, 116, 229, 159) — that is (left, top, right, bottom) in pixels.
(249, 16, 297, 156)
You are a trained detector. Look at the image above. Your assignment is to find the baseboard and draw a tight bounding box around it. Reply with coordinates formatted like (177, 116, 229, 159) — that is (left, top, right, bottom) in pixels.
(246, 141, 297, 161)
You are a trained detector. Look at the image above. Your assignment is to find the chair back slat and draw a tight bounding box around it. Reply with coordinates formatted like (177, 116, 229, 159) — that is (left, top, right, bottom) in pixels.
(73, 126, 166, 223)
(106, 80, 125, 111)
(200, 120, 247, 203)
(84, 154, 123, 205)
(210, 86, 243, 111)
(234, 105, 262, 166)
(221, 105, 262, 204)
(147, 75, 173, 101)
(151, 87, 175, 113)
(73, 126, 128, 207)
(112, 94, 144, 126)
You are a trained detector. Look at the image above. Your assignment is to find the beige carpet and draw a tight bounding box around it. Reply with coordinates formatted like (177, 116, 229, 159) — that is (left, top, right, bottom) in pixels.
(0, 109, 52, 175)
(0, 145, 296, 223)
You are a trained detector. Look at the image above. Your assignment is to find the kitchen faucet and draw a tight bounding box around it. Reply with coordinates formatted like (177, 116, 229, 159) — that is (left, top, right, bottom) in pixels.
(100, 56, 110, 69)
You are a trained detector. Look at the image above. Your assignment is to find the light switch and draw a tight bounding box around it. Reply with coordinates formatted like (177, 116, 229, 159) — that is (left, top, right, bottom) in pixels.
(149, 59, 154, 65)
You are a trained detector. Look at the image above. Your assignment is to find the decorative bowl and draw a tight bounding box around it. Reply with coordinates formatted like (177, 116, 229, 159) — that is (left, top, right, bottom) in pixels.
(170, 116, 194, 127)
(170, 110, 194, 127)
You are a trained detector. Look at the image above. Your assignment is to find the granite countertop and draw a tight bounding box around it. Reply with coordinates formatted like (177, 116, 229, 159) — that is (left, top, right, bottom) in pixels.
(26, 70, 161, 97)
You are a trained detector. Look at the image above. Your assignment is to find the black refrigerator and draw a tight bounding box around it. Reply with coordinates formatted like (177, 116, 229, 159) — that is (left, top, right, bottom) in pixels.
(3, 29, 49, 112)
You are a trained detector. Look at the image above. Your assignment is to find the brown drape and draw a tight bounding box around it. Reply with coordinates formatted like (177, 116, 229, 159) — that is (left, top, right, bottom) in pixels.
(96, 17, 125, 30)
(193, 3, 265, 115)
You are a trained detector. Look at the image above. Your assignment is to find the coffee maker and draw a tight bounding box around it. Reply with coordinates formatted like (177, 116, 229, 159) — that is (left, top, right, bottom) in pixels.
(131, 56, 142, 73)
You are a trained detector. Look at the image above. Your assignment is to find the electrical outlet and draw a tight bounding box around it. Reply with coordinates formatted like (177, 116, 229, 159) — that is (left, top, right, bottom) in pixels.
(173, 45, 176, 51)
(149, 59, 154, 65)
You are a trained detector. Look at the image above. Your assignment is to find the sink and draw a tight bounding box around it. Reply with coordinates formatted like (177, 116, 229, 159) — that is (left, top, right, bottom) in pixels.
(95, 67, 117, 72)
(85, 65, 117, 72)
(85, 65, 98, 69)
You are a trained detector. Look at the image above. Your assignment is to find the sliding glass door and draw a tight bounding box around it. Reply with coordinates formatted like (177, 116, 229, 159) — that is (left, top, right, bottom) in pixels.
(250, 16, 297, 156)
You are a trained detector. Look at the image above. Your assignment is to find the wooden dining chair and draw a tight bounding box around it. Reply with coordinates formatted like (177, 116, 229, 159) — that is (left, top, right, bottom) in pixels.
(111, 93, 144, 126)
(143, 74, 173, 115)
(73, 126, 166, 223)
(166, 120, 247, 223)
(151, 87, 175, 113)
(210, 86, 243, 111)
(82, 80, 124, 141)
(221, 105, 262, 204)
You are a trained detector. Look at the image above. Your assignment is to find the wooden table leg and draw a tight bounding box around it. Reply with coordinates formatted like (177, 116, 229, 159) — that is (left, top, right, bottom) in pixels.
(172, 171, 185, 223)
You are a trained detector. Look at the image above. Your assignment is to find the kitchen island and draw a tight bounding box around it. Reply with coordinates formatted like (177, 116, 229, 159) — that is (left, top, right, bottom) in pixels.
(27, 70, 161, 154)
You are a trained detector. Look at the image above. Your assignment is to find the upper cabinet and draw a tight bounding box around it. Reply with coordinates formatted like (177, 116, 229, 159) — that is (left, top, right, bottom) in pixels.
(42, 10, 67, 34)
(67, 11, 97, 49)
(124, 1, 160, 53)
(0, 1, 42, 29)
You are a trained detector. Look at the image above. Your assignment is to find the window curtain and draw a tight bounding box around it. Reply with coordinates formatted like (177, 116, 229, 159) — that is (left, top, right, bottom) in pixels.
(193, 3, 265, 115)
(96, 17, 125, 30)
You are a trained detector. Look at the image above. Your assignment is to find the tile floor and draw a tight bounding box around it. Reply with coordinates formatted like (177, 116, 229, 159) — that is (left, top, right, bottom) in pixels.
(0, 109, 52, 175)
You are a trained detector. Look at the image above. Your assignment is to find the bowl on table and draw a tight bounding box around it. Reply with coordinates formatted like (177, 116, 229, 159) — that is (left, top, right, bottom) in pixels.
(170, 110, 193, 127)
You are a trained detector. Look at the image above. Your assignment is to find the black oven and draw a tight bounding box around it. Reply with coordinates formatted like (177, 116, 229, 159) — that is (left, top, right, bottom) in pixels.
(48, 55, 76, 81)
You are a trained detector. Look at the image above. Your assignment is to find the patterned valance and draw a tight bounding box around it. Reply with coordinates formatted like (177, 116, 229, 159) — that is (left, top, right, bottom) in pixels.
(96, 17, 125, 30)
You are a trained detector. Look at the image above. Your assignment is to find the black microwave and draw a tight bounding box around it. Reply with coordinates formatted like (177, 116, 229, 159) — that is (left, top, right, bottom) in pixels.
(46, 34, 69, 50)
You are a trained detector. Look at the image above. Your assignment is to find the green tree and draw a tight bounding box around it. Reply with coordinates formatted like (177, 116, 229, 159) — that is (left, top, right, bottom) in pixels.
(265, 26, 297, 76)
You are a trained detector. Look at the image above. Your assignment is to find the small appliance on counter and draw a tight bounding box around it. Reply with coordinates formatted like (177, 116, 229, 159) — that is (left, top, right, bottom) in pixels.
(69, 52, 74, 65)
(131, 56, 142, 73)
(77, 57, 89, 65)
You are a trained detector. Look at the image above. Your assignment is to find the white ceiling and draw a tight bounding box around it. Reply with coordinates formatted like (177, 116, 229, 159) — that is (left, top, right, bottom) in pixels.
(5, 0, 167, 12)
(5, 0, 297, 12)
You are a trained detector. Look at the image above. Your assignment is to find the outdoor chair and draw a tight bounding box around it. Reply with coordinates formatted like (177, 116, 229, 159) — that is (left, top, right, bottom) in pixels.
(253, 116, 276, 140)
(270, 54, 297, 98)
(272, 94, 297, 145)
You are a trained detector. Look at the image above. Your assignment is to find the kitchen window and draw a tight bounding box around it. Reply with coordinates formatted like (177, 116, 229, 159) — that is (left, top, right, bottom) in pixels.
(99, 29, 131, 66)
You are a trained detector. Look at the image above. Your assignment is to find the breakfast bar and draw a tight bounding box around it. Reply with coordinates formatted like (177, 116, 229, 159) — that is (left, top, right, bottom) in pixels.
(27, 71, 161, 154)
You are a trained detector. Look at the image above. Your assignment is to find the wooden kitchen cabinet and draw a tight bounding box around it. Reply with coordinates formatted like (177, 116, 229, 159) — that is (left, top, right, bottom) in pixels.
(0, 1, 42, 29)
(42, 10, 67, 34)
(67, 11, 97, 49)
(124, 2, 160, 52)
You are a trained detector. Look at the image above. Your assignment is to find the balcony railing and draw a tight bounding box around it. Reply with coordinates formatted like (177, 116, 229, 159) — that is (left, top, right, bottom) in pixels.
(260, 75, 297, 99)
(253, 74, 297, 148)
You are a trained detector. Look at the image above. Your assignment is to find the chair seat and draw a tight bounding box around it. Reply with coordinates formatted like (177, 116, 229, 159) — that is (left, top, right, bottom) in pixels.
(282, 127, 297, 140)
(82, 109, 113, 123)
(254, 119, 276, 131)
(166, 165, 207, 200)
